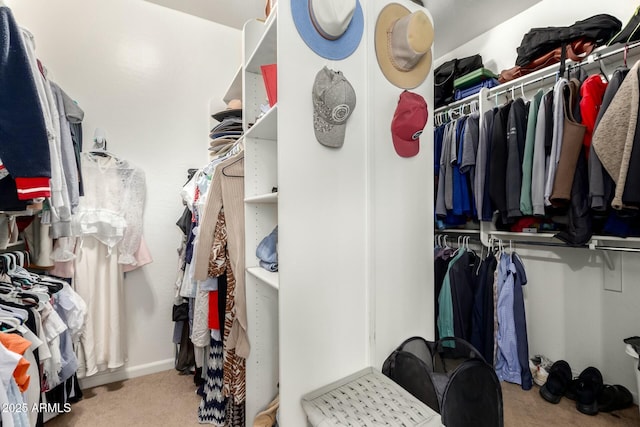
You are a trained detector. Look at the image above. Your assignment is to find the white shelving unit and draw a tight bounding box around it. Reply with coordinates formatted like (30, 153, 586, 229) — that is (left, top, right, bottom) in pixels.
(223, 66, 242, 104)
(247, 267, 279, 290)
(242, 13, 279, 426)
(245, 193, 278, 204)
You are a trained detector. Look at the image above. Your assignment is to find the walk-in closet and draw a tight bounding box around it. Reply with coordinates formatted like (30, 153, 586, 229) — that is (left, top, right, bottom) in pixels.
(1, 0, 640, 426)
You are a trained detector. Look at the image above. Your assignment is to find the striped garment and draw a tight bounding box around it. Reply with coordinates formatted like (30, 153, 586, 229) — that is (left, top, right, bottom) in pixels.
(207, 210, 246, 421)
(198, 337, 226, 425)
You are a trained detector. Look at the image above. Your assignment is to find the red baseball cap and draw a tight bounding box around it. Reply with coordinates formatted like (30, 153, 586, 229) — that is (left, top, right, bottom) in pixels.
(391, 91, 428, 157)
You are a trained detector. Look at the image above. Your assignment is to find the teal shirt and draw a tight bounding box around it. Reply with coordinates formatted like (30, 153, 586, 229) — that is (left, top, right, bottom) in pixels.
(438, 248, 466, 341)
(520, 90, 544, 215)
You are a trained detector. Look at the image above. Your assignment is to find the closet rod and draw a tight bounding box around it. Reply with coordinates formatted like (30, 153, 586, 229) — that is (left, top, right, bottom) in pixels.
(592, 245, 640, 253)
(487, 41, 640, 99)
(434, 93, 480, 113)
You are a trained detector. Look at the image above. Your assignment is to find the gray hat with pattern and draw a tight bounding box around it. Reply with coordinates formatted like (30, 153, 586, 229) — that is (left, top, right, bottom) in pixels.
(312, 67, 356, 148)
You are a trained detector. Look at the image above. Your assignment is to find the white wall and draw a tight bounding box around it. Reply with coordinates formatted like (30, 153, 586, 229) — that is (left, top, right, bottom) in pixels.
(277, 1, 434, 424)
(435, 0, 640, 399)
(368, 1, 434, 367)
(8, 0, 241, 385)
(277, 1, 369, 424)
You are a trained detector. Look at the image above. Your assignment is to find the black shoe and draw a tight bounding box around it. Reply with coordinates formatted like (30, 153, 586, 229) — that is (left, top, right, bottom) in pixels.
(540, 360, 572, 404)
(574, 367, 603, 416)
(598, 384, 633, 412)
(564, 379, 578, 401)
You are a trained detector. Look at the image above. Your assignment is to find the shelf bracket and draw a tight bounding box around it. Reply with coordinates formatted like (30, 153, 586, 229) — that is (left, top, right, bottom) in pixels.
(589, 239, 615, 270)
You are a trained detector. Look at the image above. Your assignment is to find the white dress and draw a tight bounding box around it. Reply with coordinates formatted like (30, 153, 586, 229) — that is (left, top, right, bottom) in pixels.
(71, 153, 146, 377)
(74, 236, 125, 377)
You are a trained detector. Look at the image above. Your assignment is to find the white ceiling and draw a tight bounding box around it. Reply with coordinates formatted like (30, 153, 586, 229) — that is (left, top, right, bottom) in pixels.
(425, 0, 542, 55)
(144, 0, 542, 54)
(144, 0, 267, 30)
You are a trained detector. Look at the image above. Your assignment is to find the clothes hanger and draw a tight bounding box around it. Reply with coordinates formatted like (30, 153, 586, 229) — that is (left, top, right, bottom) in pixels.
(88, 128, 118, 159)
(598, 59, 610, 83)
(221, 154, 244, 178)
(38, 276, 65, 294)
(0, 316, 21, 333)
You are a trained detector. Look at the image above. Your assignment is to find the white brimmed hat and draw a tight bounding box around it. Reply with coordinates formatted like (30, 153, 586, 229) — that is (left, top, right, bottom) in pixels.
(292, 0, 364, 60)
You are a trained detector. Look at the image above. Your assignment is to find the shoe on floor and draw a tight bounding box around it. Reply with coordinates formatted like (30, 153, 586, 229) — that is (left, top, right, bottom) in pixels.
(531, 354, 554, 371)
(564, 378, 578, 401)
(598, 384, 633, 412)
(574, 367, 603, 416)
(254, 395, 279, 427)
(540, 360, 572, 404)
(529, 359, 549, 387)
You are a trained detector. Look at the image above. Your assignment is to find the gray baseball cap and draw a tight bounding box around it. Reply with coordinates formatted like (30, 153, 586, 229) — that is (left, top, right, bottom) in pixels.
(312, 67, 356, 148)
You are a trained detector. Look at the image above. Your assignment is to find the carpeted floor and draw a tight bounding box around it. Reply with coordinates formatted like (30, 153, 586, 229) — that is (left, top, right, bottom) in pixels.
(45, 370, 202, 427)
(502, 382, 640, 427)
(43, 370, 640, 426)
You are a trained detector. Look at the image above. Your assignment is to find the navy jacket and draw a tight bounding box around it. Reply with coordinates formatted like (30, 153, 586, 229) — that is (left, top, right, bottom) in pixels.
(0, 7, 51, 206)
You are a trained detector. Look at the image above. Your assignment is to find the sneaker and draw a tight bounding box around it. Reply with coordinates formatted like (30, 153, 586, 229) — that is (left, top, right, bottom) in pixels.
(530, 354, 553, 386)
(531, 354, 554, 371)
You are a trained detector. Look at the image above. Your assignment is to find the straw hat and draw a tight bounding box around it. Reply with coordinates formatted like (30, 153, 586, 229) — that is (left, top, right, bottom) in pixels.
(375, 3, 434, 89)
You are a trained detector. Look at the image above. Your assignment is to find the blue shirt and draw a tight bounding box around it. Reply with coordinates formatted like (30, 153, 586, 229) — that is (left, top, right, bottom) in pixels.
(495, 254, 521, 385)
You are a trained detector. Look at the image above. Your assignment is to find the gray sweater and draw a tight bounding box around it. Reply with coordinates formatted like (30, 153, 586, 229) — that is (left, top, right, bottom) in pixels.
(531, 91, 550, 216)
(544, 79, 569, 206)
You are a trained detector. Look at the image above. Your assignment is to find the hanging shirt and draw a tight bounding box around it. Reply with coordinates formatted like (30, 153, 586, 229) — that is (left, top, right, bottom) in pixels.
(489, 103, 512, 222)
(520, 90, 544, 215)
(579, 75, 607, 160)
(544, 78, 569, 207)
(495, 254, 520, 385)
(436, 122, 454, 218)
(0, 334, 31, 393)
(72, 153, 146, 265)
(453, 117, 471, 216)
(434, 247, 454, 340)
(470, 252, 497, 363)
(434, 125, 445, 176)
(506, 97, 529, 219)
(460, 113, 480, 217)
(475, 110, 493, 221)
(438, 248, 466, 340)
(532, 90, 552, 216)
(512, 253, 532, 390)
(589, 68, 628, 211)
(448, 249, 478, 341)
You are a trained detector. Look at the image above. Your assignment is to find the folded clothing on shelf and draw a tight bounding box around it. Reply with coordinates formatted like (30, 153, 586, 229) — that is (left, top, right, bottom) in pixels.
(454, 78, 499, 101)
(453, 67, 498, 90)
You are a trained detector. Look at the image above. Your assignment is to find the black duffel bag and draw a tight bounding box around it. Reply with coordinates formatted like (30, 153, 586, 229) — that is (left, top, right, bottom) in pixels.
(515, 14, 621, 67)
(434, 54, 483, 108)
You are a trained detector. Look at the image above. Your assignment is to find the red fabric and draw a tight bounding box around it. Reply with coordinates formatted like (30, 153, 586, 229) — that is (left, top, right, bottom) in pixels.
(510, 217, 541, 232)
(580, 75, 608, 159)
(208, 291, 219, 330)
(14, 176, 50, 199)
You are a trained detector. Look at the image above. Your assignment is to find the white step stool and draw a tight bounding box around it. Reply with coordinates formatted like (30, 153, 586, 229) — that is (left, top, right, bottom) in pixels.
(301, 367, 443, 426)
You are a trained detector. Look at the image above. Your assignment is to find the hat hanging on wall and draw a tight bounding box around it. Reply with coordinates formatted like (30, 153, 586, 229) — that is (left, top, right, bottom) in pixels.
(391, 90, 428, 158)
(211, 99, 242, 122)
(291, 0, 364, 60)
(312, 66, 356, 148)
(375, 3, 434, 89)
